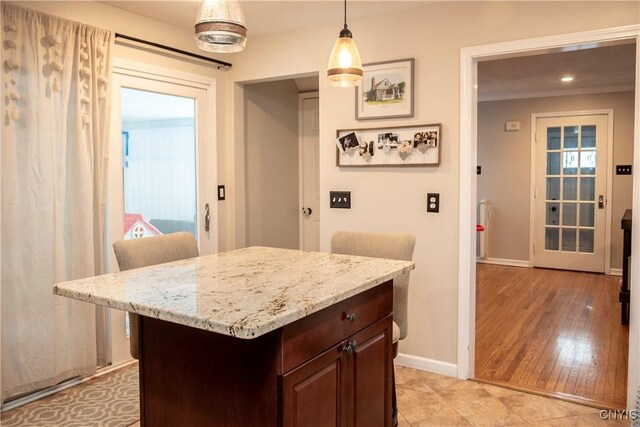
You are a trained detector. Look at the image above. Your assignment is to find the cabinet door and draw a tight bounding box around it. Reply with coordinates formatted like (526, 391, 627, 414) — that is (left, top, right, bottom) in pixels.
(351, 316, 393, 427)
(282, 343, 348, 427)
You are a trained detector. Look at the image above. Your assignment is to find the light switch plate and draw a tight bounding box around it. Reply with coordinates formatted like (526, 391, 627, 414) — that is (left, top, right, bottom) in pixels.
(616, 165, 632, 175)
(330, 191, 351, 209)
(505, 120, 520, 131)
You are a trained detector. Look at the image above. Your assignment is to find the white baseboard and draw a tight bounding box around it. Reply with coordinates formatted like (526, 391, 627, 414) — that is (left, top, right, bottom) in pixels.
(476, 257, 530, 268)
(610, 268, 623, 276)
(394, 353, 458, 378)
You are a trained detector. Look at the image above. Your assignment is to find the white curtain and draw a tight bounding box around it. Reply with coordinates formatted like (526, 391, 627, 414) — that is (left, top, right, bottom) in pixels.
(1, 4, 113, 402)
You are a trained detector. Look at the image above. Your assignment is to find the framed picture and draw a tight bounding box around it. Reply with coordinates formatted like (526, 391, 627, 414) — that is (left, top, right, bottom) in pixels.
(355, 58, 414, 120)
(336, 123, 441, 167)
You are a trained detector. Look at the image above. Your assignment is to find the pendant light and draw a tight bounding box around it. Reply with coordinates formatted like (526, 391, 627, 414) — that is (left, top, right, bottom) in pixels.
(195, 0, 248, 53)
(327, 0, 363, 87)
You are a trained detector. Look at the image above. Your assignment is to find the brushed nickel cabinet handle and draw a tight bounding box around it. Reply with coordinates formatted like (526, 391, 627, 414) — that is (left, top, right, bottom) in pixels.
(342, 342, 353, 355)
(342, 340, 359, 356)
(204, 203, 211, 232)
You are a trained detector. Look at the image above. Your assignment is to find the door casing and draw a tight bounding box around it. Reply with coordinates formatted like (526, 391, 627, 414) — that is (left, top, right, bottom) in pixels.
(457, 25, 640, 410)
(298, 92, 320, 251)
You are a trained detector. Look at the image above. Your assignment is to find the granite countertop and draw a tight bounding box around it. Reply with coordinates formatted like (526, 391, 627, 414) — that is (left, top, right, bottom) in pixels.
(54, 246, 415, 339)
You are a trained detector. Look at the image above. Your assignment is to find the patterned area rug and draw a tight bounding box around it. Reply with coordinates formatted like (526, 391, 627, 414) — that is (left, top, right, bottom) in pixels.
(1, 364, 139, 427)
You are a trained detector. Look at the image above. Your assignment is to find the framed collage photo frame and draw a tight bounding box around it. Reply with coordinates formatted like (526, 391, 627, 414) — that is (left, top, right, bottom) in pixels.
(336, 123, 441, 167)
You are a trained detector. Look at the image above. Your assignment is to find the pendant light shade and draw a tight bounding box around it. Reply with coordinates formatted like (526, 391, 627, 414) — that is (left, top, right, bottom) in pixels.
(327, 0, 362, 87)
(195, 0, 247, 53)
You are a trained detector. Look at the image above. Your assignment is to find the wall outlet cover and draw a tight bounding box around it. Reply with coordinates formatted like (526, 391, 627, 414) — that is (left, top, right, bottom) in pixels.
(427, 193, 440, 213)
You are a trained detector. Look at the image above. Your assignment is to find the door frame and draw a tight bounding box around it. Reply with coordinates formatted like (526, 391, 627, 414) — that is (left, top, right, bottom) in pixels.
(529, 110, 614, 273)
(110, 58, 219, 255)
(298, 91, 320, 250)
(102, 58, 218, 366)
(457, 24, 640, 409)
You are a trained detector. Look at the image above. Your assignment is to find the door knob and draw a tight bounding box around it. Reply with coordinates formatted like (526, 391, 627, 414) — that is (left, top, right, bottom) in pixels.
(301, 207, 312, 216)
(598, 195, 604, 209)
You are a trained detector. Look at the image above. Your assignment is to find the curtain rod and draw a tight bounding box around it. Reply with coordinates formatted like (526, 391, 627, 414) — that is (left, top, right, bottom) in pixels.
(115, 33, 232, 69)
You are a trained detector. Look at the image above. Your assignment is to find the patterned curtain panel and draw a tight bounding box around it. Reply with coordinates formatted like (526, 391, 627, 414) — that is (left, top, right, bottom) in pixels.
(1, 4, 113, 402)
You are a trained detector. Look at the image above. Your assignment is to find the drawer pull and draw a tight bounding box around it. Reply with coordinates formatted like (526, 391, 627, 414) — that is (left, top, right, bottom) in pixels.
(342, 340, 358, 356)
(346, 312, 357, 322)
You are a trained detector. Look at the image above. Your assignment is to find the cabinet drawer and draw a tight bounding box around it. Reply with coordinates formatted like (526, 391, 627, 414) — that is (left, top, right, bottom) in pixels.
(280, 281, 392, 373)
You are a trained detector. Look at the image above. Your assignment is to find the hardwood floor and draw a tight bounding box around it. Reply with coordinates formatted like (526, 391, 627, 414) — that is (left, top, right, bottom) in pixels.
(475, 264, 629, 409)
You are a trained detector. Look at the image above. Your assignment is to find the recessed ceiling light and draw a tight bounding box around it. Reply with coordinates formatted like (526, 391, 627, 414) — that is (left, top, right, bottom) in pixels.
(561, 75, 574, 82)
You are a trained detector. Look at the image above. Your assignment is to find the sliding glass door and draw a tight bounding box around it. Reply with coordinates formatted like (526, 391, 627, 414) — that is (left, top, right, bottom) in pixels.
(100, 65, 218, 366)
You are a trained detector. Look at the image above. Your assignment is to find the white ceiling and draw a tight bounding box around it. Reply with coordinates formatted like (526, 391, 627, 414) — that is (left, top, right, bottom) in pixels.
(102, 1, 422, 37)
(104, 1, 636, 101)
(478, 43, 636, 102)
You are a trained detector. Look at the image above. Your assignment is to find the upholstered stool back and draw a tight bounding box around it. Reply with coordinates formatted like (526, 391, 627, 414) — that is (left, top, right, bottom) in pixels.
(113, 232, 199, 359)
(331, 231, 415, 342)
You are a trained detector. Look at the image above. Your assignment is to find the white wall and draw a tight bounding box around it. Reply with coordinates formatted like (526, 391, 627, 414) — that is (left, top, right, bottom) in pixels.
(478, 91, 635, 268)
(244, 80, 300, 249)
(16, 0, 640, 370)
(224, 1, 639, 366)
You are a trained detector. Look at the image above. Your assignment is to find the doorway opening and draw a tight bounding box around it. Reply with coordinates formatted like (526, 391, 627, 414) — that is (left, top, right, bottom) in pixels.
(458, 28, 639, 410)
(474, 42, 634, 409)
(241, 74, 320, 251)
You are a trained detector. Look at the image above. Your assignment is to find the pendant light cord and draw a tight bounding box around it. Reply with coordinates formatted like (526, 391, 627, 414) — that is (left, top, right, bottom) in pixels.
(344, 0, 347, 29)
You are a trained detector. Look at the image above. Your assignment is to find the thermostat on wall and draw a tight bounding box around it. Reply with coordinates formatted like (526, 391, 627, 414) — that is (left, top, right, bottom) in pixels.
(505, 120, 520, 131)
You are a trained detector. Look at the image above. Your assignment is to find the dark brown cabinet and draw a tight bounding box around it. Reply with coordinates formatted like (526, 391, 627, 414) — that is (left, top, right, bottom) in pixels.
(138, 281, 393, 426)
(620, 209, 631, 325)
(282, 316, 392, 427)
(351, 318, 392, 427)
(282, 342, 346, 427)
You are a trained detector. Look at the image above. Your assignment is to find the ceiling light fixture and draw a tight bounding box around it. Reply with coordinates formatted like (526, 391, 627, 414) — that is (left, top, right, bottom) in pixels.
(327, 0, 363, 87)
(561, 75, 574, 82)
(195, 0, 247, 53)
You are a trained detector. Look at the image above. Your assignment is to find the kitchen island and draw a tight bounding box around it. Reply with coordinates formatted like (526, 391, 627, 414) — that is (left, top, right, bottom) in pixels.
(54, 246, 414, 427)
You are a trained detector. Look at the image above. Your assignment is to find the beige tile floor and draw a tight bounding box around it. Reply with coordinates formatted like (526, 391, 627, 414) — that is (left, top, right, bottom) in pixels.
(128, 366, 633, 427)
(395, 366, 632, 426)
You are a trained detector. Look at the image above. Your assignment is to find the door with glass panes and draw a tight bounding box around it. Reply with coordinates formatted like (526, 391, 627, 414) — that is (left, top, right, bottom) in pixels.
(102, 68, 218, 366)
(534, 114, 608, 272)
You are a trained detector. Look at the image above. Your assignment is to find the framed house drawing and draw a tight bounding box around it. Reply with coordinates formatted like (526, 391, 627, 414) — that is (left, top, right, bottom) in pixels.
(355, 58, 415, 120)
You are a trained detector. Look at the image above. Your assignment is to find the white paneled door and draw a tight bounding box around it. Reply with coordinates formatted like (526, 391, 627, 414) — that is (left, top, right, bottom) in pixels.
(299, 94, 320, 251)
(102, 63, 217, 366)
(533, 114, 609, 273)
